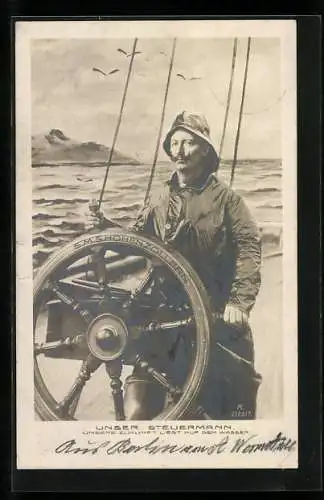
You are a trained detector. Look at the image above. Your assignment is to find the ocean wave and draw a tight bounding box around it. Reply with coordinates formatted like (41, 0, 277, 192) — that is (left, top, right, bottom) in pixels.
(33, 210, 82, 221)
(251, 187, 280, 193)
(255, 162, 282, 170)
(257, 203, 283, 209)
(113, 215, 133, 223)
(34, 184, 80, 191)
(33, 249, 53, 268)
(50, 220, 84, 232)
(34, 198, 89, 206)
(261, 233, 282, 245)
(118, 183, 143, 191)
(101, 197, 130, 205)
(33, 236, 61, 247)
(33, 213, 63, 220)
(258, 173, 282, 179)
(112, 202, 142, 212)
(239, 187, 280, 197)
(40, 228, 79, 239)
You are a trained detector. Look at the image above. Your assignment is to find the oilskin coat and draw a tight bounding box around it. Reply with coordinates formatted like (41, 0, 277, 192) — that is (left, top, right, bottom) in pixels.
(128, 167, 263, 419)
(132, 170, 261, 315)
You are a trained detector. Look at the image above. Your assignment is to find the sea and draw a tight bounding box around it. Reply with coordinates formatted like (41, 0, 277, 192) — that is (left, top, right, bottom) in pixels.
(32, 159, 282, 271)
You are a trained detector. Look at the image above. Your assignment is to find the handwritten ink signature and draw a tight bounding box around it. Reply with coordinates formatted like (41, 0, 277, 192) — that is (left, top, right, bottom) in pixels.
(54, 432, 296, 456)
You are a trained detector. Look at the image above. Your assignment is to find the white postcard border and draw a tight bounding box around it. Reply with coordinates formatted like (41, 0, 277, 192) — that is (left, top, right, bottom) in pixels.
(15, 19, 298, 470)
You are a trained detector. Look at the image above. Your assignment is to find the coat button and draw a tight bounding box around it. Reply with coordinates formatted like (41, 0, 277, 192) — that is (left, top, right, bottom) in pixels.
(165, 223, 171, 230)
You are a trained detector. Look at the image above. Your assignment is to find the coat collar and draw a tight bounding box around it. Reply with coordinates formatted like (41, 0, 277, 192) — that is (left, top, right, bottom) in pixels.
(166, 167, 217, 193)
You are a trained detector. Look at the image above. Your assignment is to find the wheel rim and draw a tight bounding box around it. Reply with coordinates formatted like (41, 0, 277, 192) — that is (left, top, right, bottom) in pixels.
(34, 229, 213, 421)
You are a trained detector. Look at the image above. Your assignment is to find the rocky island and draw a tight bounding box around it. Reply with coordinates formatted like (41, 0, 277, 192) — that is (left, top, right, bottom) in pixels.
(32, 129, 140, 166)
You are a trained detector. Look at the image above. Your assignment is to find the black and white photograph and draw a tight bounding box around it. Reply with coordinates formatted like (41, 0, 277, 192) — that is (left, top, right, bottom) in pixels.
(15, 19, 298, 469)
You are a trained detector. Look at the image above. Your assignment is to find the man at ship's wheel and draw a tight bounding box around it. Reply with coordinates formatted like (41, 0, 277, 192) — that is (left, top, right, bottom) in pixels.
(86, 111, 263, 420)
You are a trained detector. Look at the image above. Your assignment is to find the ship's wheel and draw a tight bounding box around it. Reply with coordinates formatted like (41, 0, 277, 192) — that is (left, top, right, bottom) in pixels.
(34, 229, 213, 420)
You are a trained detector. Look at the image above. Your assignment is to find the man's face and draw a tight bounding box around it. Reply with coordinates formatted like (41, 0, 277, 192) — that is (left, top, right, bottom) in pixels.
(169, 129, 209, 178)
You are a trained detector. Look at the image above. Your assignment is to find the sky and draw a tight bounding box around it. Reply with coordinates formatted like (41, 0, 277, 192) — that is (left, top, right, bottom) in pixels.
(31, 37, 282, 161)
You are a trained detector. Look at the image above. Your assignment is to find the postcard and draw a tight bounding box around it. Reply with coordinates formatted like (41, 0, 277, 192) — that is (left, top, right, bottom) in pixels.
(15, 19, 298, 469)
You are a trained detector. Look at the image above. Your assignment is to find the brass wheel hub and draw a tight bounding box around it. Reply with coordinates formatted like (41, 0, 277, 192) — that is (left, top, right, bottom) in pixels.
(86, 313, 128, 361)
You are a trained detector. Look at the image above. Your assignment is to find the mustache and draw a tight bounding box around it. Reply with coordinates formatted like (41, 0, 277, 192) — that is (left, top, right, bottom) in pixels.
(173, 155, 188, 162)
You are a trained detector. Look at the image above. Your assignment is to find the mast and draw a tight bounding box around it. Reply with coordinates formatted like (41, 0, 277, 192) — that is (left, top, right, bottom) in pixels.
(144, 39, 177, 205)
(97, 38, 138, 210)
(219, 38, 237, 162)
(229, 37, 252, 188)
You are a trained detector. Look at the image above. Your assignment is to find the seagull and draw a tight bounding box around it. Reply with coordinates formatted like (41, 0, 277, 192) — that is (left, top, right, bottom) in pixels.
(176, 72, 202, 81)
(76, 176, 93, 182)
(107, 68, 120, 75)
(117, 48, 142, 58)
(92, 67, 120, 76)
(92, 67, 107, 76)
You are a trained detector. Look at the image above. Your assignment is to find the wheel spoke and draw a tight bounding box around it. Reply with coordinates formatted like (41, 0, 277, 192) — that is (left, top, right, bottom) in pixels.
(66, 391, 82, 418)
(89, 246, 144, 289)
(133, 355, 211, 420)
(69, 278, 103, 292)
(89, 247, 107, 287)
(67, 278, 132, 301)
(128, 316, 194, 342)
(49, 282, 93, 324)
(122, 266, 156, 310)
(34, 334, 85, 355)
(55, 354, 101, 418)
(105, 361, 125, 421)
(134, 354, 182, 399)
(150, 271, 191, 310)
(142, 316, 194, 334)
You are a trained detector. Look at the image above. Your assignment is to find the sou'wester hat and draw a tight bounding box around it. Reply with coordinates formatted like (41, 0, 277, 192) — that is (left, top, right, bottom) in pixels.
(162, 111, 219, 171)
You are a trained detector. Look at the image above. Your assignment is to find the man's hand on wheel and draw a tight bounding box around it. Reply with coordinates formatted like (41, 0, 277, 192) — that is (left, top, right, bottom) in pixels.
(84, 199, 105, 231)
(84, 211, 105, 231)
(223, 305, 248, 325)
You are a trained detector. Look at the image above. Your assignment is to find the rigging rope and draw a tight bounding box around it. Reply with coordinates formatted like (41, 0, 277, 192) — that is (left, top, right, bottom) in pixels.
(143, 38, 177, 205)
(230, 37, 252, 188)
(98, 38, 138, 210)
(218, 38, 237, 161)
